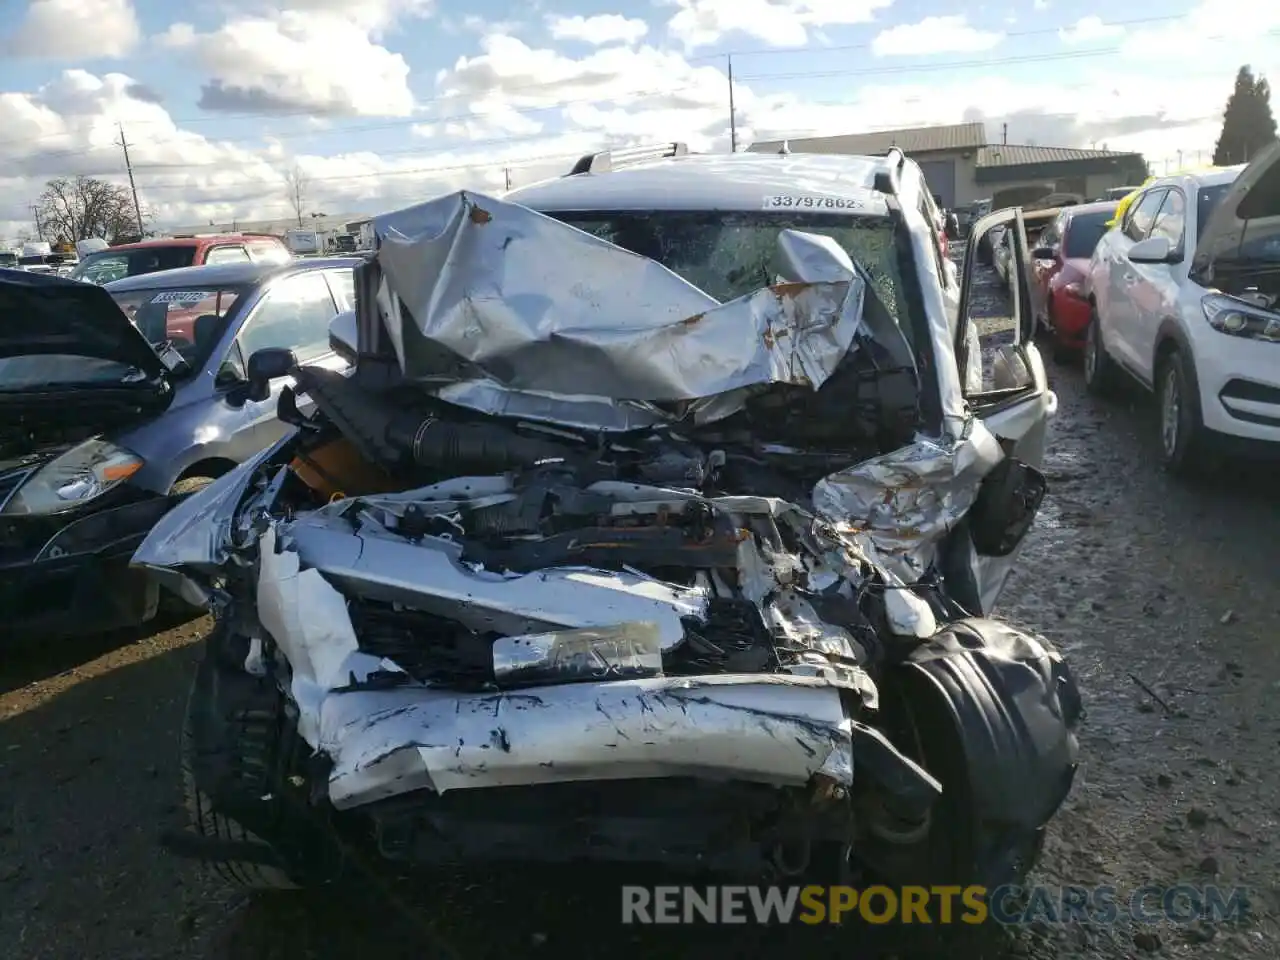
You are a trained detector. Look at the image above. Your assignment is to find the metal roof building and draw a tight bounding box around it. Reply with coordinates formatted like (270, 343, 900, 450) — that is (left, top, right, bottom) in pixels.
(748, 123, 1147, 209)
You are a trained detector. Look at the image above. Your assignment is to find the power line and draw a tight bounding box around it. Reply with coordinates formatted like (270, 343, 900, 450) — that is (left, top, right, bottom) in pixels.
(0, 13, 1191, 150)
(0, 16, 1265, 222)
(0, 13, 1232, 162)
(2, 30, 1263, 178)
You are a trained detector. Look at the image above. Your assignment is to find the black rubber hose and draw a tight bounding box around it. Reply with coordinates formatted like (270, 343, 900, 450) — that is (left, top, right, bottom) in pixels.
(385, 413, 578, 472)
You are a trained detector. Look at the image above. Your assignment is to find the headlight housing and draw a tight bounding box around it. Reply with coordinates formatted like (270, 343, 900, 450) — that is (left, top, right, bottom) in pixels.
(2, 440, 144, 516)
(1201, 293, 1280, 342)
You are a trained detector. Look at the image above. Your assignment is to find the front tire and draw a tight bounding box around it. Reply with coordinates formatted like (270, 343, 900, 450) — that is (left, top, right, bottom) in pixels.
(1082, 303, 1120, 397)
(1155, 346, 1211, 477)
(179, 624, 337, 890)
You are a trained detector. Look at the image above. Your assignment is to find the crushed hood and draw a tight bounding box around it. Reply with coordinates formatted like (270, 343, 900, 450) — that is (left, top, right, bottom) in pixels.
(370, 191, 871, 408)
(135, 188, 1013, 603)
(1191, 140, 1280, 286)
(0, 268, 166, 379)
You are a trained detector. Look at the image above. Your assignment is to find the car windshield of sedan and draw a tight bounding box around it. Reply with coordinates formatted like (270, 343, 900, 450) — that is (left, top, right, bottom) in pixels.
(72, 246, 198, 284)
(109, 286, 247, 376)
(1062, 211, 1114, 258)
(549, 209, 919, 352)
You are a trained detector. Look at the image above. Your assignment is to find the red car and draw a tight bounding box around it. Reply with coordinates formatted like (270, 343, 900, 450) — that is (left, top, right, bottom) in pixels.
(68, 234, 291, 286)
(1030, 201, 1118, 359)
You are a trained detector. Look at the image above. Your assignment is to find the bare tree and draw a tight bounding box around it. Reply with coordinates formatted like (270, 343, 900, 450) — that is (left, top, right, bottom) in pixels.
(285, 166, 309, 227)
(35, 176, 145, 243)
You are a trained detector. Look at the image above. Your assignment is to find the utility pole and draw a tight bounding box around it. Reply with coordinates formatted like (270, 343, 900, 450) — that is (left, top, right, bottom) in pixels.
(728, 55, 738, 153)
(30, 204, 44, 241)
(116, 123, 145, 238)
(504, 167, 512, 190)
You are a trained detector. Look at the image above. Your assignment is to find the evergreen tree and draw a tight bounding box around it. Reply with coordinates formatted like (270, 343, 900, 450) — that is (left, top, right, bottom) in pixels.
(1213, 66, 1278, 165)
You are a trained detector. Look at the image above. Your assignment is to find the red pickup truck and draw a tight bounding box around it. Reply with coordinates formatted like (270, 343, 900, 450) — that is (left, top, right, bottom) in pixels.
(69, 234, 291, 285)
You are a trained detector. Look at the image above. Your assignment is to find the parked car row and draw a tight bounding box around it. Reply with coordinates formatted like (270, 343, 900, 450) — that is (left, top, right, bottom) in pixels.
(1008, 144, 1280, 474)
(1083, 145, 1279, 473)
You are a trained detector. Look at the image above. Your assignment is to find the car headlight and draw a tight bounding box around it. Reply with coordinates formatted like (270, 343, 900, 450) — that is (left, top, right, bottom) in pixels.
(2, 440, 144, 516)
(1201, 293, 1280, 342)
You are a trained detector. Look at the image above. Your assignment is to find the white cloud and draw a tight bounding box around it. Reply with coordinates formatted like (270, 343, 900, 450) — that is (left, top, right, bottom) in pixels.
(1034, 0, 1049, 9)
(664, 0, 893, 52)
(158, 10, 415, 116)
(434, 33, 731, 119)
(243, 0, 434, 35)
(2, 7, 1278, 244)
(1, 0, 140, 59)
(547, 14, 649, 46)
(1120, 0, 1280, 61)
(1057, 16, 1123, 44)
(872, 15, 1004, 56)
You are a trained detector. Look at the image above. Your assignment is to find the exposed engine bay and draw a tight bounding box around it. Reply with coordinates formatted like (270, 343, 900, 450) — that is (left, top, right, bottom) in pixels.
(139, 189, 1078, 887)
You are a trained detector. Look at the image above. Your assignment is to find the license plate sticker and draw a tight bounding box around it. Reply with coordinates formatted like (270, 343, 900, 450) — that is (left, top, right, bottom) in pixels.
(150, 290, 210, 304)
(763, 195, 862, 210)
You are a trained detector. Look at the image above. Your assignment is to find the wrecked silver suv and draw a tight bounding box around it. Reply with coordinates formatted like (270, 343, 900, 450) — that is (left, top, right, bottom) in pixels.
(136, 147, 1081, 892)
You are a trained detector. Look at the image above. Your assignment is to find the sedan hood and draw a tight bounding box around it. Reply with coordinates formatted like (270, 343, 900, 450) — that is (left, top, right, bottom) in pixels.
(1191, 139, 1280, 286)
(0, 267, 166, 378)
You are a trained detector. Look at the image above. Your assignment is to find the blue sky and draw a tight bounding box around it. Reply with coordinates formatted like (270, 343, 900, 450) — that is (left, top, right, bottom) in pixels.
(0, 0, 1275, 237)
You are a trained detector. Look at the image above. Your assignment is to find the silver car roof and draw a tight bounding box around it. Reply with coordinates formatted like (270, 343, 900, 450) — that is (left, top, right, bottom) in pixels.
(104, 256, 363, 293)
(507, 152, 894, 215)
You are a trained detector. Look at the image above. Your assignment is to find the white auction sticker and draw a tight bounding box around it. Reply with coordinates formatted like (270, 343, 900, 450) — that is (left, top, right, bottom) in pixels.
(150, 290, 209, 304)
(762, 195, 862, 210)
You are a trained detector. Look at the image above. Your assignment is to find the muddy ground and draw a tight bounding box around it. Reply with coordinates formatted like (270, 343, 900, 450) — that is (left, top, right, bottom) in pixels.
(3, 261, 1279, 959)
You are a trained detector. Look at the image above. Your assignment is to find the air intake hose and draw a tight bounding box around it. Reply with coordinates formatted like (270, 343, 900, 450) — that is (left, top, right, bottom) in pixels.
(385, 413, 578, 472)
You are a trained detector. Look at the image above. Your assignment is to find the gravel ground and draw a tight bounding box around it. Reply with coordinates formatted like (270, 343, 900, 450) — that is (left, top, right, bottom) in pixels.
(2, 259, 1279, 959)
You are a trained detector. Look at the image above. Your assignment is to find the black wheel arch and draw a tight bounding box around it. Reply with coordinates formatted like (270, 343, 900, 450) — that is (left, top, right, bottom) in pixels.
(1155, 317, 1194, 372)
(1154, 318, 1206, 401)
(881, 618, 1083, 886)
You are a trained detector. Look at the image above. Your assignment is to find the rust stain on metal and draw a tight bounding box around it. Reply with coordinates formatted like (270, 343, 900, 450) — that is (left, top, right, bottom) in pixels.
(679, 312, 706, 327)
(762, 325, 793, 349)
(469, 205, 493, 224)
(769, 282, 812, 299)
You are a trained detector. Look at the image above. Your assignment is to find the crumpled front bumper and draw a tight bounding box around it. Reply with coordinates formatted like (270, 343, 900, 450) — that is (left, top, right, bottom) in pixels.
(320, 676, 857, 810)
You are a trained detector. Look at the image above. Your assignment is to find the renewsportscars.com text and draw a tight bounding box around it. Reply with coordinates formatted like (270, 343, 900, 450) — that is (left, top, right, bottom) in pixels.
(621, 884, 1251, 926)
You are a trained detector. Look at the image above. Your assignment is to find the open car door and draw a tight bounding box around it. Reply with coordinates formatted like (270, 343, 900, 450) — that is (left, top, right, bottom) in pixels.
(943, 207, 1058, 615)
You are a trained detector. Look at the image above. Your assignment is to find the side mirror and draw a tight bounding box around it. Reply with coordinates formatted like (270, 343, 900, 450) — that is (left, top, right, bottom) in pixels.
(329, 310, 358, 363)
(228, 347, 296, 405)
(1128, 235, 1174, 264)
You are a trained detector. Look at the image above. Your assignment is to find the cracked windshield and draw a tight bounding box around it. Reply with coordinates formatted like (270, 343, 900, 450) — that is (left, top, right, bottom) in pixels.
(1, 3, 1278, 960)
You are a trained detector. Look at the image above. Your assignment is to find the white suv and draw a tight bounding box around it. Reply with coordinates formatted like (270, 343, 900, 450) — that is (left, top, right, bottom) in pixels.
(136, 143, 1081, 894)
(1084, 142, 1280, 474)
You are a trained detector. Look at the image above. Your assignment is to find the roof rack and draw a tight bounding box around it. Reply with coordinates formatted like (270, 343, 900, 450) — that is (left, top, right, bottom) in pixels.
(567, 142, 689, 176)
(873, 147, 906, 197)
